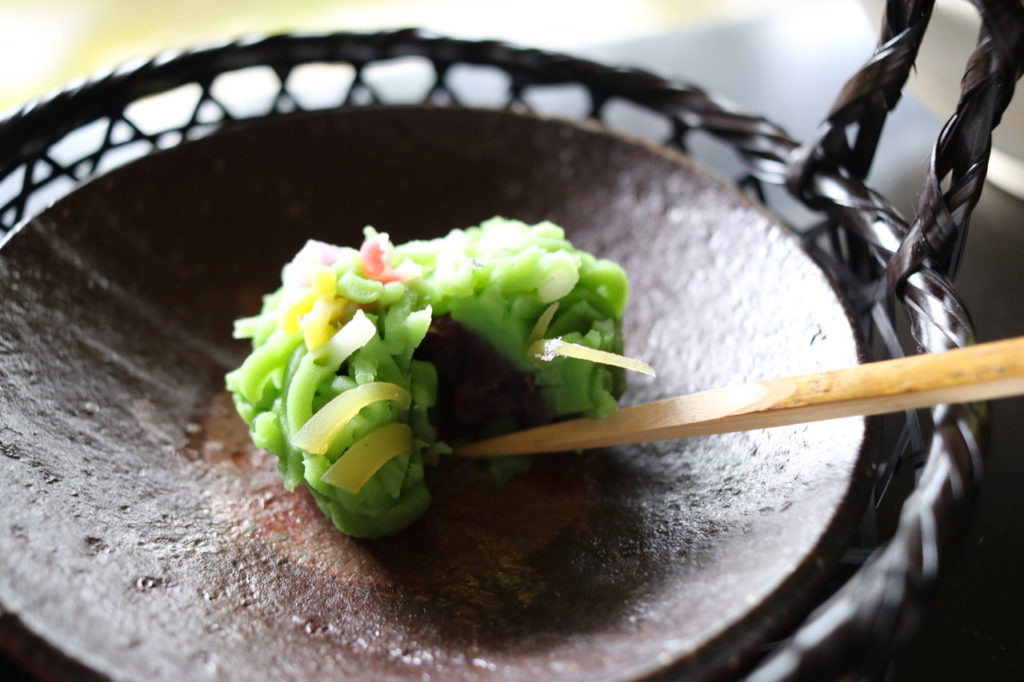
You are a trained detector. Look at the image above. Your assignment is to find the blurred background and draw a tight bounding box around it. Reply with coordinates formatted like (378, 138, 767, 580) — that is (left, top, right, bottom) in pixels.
(5, 0, 1018, 195)
(0, 0, 812, 111)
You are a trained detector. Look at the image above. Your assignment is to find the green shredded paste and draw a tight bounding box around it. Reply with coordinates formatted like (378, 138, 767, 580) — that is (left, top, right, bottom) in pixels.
(226, 217, 629, 538)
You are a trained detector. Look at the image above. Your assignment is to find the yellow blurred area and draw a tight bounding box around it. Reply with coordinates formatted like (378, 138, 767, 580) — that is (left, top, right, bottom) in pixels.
(0, 0, 809, 111)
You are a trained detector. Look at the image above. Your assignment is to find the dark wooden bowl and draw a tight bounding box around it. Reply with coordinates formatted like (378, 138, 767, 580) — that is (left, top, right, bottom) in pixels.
(0, 107, 873, 681)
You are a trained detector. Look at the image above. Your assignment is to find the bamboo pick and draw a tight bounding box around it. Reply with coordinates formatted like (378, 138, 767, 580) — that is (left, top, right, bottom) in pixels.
(455, 335, 1024, 457)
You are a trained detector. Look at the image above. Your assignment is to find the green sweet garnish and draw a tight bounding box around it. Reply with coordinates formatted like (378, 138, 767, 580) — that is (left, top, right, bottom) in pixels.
(226, 217, 636, 538)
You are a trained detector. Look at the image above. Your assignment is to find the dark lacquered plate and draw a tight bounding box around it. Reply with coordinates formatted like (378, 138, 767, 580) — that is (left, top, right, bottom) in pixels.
(0, 107, 873, 681)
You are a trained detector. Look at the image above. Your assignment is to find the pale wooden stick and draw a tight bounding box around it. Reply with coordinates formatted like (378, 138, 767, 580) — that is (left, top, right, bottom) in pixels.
(455, 335, 1024, 457)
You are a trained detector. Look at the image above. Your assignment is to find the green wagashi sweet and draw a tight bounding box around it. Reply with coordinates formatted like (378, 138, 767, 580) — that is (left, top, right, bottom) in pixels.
(226, 217, 641, 538)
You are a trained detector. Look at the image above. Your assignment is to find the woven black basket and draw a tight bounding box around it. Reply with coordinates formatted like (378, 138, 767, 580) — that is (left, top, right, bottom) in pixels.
(1, 1, 1021, 679)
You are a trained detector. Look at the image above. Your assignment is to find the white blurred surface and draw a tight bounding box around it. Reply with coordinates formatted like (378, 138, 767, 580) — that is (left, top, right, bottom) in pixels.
(0, 0, 816, 110)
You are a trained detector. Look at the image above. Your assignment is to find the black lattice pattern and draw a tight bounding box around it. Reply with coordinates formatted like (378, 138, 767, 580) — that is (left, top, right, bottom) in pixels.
(0, 33, 805, 238)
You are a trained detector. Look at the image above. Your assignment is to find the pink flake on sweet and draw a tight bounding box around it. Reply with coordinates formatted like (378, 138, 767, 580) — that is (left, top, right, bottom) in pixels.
(360, 233, 417, 283)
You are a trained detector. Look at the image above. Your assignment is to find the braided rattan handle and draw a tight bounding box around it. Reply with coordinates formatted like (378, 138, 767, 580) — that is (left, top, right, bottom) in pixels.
(750, 2, 1024, 679)
(890, 0, 1024, 286)
(787, 0, 935, 193)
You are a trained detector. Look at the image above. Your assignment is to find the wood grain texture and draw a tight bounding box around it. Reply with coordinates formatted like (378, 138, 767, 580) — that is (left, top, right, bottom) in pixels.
(458, 336, 1024, 456)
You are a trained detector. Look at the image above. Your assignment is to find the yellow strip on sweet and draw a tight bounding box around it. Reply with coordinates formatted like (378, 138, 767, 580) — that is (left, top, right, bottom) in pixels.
(281, 289, 319, 334)
(311, 266, 337, 299)
(302, 297, 350, 350)
(290, 382, 412, 455)
(321, 423, 413, 494)
(528, 338, 656, 376)
(281, 266, 339, 335)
